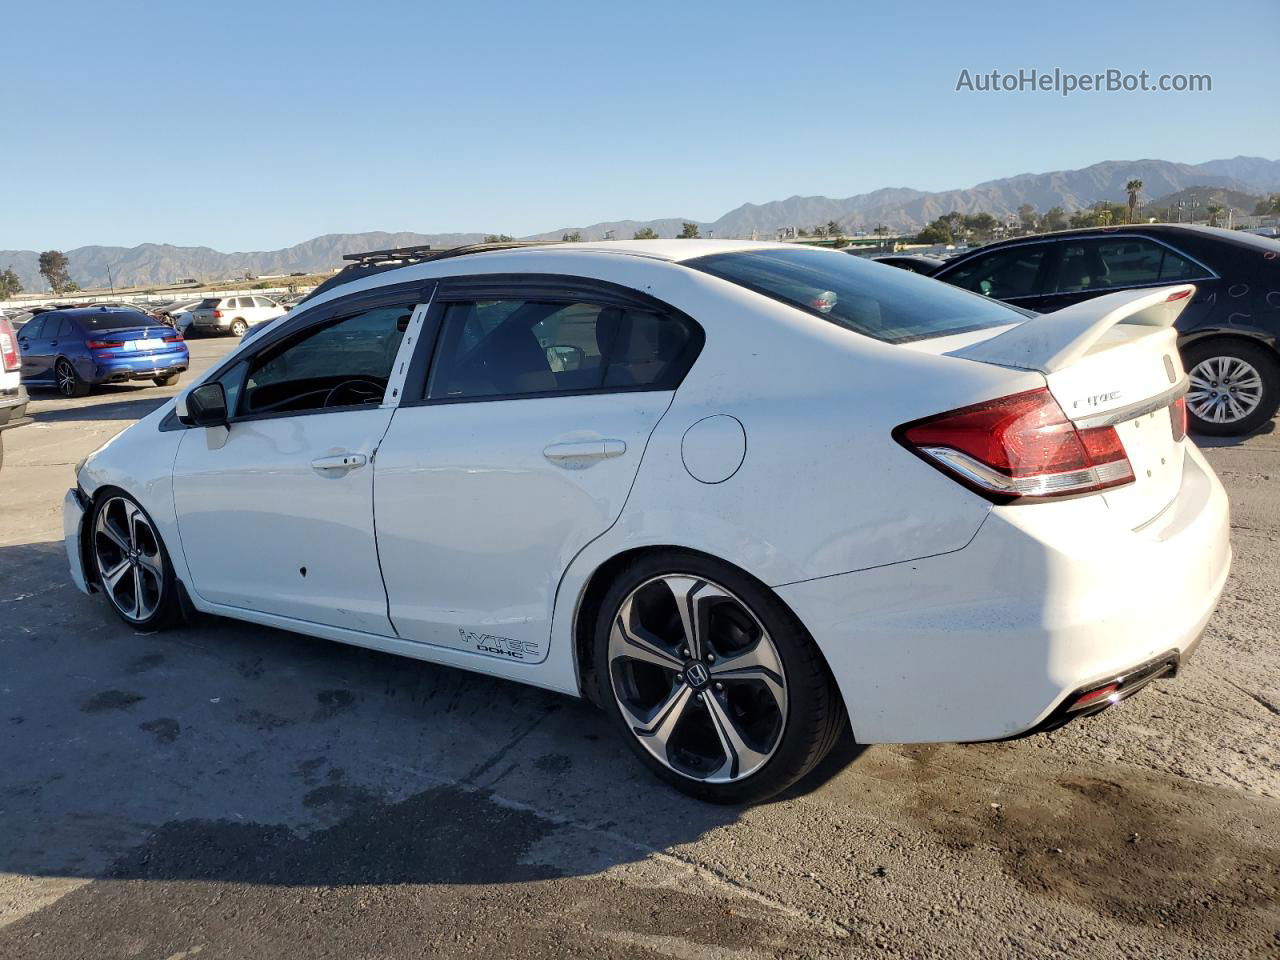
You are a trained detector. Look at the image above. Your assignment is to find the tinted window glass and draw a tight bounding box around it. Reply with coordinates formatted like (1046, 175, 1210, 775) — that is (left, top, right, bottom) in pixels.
(45, 318, 68, 337)
(689, 248, 1024, 344)
(943, 246, 1048, 299)
(239, 304, 412, 416)
(427, 299, 694, 400)
(77, 311, 155, 330)
(19, 316, 45, 338)
(197, 298, 220, 309)
(1051, 237, 1210, 293)
(253, 296, 276, 308)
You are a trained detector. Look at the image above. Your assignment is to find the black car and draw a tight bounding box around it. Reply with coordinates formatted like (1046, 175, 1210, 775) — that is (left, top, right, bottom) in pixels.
(931, 225, 1280, 435)
(870, 253, 946, 275)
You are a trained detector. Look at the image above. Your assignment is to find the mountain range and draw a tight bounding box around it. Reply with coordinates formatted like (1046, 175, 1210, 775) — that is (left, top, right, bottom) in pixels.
(4, 156, 1278, 293)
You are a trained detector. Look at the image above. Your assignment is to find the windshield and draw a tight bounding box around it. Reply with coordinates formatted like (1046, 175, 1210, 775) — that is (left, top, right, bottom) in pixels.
(76, 311, 160, 330)
(686, 247, 1027, 343)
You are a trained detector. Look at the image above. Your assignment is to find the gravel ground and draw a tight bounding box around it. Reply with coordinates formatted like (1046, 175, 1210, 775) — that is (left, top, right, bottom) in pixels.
(0, 336, 1276, 959)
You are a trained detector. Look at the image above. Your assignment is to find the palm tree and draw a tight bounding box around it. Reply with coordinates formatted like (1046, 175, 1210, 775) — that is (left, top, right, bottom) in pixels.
(1125, 179, 1143, 224)
(1207, 203, 1224, 228)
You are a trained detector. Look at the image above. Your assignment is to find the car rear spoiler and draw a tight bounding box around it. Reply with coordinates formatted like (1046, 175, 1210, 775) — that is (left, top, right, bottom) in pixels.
(949, 284, 1196, 374)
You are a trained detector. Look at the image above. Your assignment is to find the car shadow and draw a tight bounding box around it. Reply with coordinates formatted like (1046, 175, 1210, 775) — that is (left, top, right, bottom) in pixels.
(29, 394, 170, 424)
(0, 539, 865, 891)
(1192, 418, 1276, 447)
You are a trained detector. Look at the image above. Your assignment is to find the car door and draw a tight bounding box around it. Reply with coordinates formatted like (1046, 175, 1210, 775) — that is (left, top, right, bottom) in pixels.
(16, 316, 50, 380)
(171, 282, 430, 634)
(374, 276, 703, 663)
(934, 242, 1055, 312)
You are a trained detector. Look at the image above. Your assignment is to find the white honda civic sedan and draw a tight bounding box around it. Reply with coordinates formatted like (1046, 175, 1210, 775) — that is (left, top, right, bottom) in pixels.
(64, 240, 1230, 803)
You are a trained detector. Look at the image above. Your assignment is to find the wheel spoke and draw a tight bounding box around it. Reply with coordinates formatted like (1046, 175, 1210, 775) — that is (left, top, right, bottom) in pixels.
(704, 692, 772, 781)
(662, 576, 728, 660)
(101, 557, 132, 591)
(96, 516, 130, 553)
(621, 682, 693, 748)
(611, 598, 683, 671)
(130, 565, 144, 619)
(708, 640, 786, 708)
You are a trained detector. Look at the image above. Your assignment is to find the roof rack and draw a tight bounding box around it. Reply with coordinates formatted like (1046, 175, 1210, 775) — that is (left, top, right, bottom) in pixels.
(340, 239, 554, 267)
(300, 240, 559, 304)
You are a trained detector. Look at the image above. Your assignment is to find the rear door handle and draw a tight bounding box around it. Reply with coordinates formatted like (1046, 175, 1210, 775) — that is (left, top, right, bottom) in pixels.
(543, 440, 626, 467)
(311, 453, 368, 475)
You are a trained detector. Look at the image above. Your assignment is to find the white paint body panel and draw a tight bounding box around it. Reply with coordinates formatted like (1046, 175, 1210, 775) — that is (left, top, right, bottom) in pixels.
(375, 391, 672, 661)
(66, 242, 1234, 744)
(172, 409, 396, 634)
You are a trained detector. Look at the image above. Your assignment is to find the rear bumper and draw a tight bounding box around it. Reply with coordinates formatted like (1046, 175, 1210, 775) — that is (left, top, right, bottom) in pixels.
(93, 352, 188, 383)
(778, 443, 1231, 744)
(0, 385, 31, 432)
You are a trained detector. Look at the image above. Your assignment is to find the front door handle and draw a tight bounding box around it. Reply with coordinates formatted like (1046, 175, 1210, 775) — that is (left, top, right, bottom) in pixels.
(311, 453, 368, 475)
(543, 439, 626, 467)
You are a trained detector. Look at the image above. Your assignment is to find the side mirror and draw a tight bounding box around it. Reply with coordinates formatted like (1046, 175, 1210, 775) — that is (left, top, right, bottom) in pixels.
(181, 382, 229, 427)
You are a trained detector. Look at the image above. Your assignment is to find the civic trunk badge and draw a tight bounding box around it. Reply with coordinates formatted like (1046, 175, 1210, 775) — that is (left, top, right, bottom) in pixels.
(1164, 355, 1177, 383)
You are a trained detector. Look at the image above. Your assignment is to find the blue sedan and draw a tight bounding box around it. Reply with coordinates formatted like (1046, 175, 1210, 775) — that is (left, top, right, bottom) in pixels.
(16, 307, 189, 397)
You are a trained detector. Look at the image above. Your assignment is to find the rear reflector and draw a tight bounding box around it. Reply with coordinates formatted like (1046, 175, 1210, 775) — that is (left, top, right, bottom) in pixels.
(895, 387, 1135, 503)
(1170, 395, 1188, 442)
(1068, 682, 1120, 712)
(0, 318, 18, 372)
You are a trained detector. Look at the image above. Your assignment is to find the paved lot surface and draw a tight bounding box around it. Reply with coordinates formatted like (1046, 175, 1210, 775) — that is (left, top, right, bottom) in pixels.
(1, 335, 1277, 959)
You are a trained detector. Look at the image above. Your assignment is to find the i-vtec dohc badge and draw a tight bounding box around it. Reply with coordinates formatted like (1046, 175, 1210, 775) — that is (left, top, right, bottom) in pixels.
(1073, 391, 1121, 409)
(460, 629, 541, 661)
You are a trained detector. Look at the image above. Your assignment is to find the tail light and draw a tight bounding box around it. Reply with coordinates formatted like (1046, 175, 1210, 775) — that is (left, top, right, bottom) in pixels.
(212, 310, 222, 319)
(0, 318, 18, 372)
(86, 339, 125, 349)
(895, 387, 1135, 503)
(163, 333, 183, 343)
(1170, 395, 1188, 442)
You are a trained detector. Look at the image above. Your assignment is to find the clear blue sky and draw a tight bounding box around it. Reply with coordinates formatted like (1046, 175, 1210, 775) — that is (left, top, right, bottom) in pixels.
(3, 0, 1276, 251)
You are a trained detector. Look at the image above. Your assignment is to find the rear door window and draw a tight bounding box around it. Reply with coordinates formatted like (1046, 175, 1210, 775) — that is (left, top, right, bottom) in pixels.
(688, 247, 1025, 343)
(427, 299, 696, 400)
(1051, 237, 1212, 293)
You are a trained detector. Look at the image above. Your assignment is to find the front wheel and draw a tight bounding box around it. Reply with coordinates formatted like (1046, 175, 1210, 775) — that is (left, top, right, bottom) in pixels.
(153, 373, 181, 387)
(1184, 340, 1280, 436)
(593, 551, 846, 804)
(229, 319, 248, 337)
(90, 492, 182, 630)
(55, 358, 91, 398)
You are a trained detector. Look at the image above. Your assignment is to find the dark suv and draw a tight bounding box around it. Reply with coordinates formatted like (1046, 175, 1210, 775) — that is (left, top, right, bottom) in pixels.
(931, 225, 1280, 435)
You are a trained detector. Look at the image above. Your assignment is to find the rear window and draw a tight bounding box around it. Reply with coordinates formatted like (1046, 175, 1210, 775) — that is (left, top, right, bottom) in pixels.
(686, 247, 1026, 343)
(197, 298, 221, 309)
(76, 311, 155, 330)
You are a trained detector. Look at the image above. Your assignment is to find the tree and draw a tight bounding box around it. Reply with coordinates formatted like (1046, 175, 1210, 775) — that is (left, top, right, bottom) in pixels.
(39, 250, 74, 293)
(1253, 194, 1280, 216)
(964, 213, 997, 241)
(1017, 204, 1038, 233)
(0, 267, 21, 299)
(825, 220, 841, 237)
(916, 218, 953, 245)
(561, 231, 583, 242)
(1125, 179, 1143, 224)
(483, 234, 513, 243)
(677, 222, 700, 239)
(1043, 206, 1068, 231)
(632, 227, 659, 240)
(1207, 203, 1224, 227)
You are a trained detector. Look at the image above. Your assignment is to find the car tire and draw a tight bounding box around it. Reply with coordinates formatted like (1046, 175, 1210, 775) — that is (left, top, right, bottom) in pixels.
(89, 490, 183, 631)
(1183, 339, 1280, 436)
(230, 319, 248, 337)
(153, 373, 181, 387)
(55, 357, 91, 398)
(592, 550, 846, 804)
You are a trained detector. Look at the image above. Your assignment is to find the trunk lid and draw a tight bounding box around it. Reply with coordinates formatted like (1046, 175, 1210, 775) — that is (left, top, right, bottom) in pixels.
(943, 285, 1193, 527)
